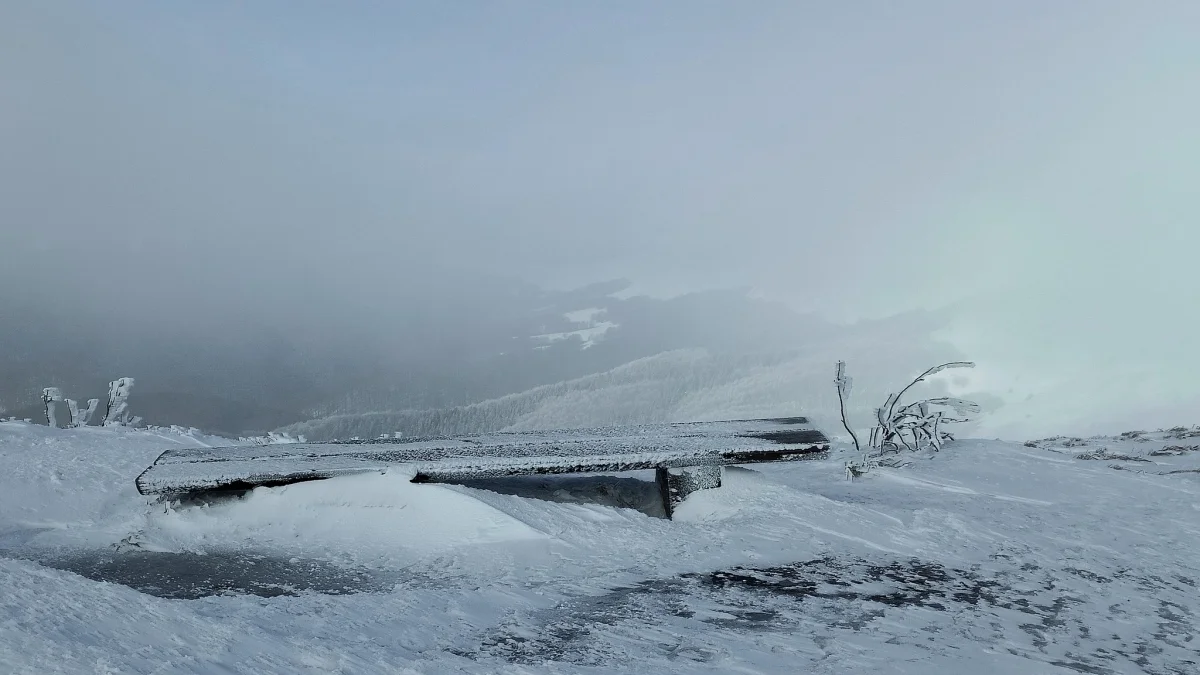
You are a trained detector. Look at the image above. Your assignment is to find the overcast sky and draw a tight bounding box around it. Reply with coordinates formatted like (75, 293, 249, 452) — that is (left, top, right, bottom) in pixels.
(3, 2, 1198, 347)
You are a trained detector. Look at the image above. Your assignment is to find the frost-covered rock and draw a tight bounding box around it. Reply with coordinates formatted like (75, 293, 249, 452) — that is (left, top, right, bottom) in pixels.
(64, 398, 100, 428)
(41, 388, 62, 428)
(103, 377, 135, 426)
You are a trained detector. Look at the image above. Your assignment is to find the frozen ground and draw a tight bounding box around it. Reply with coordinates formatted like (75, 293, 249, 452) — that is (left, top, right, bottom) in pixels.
(1, 420, 1198, 674)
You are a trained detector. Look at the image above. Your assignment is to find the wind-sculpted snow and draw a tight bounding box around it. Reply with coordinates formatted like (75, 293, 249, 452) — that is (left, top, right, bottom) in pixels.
(3, 420, 1199, 674)
(473, 555, 1199, 674)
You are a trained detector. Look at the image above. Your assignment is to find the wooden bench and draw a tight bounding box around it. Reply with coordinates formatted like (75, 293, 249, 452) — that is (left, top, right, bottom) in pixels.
(136, 417, 829, 518)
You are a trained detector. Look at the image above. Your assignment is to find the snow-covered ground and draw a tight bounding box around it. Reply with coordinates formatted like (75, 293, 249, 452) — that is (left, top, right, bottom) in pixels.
(2, 420, 1198, 674)
(531, 307, 618, 350)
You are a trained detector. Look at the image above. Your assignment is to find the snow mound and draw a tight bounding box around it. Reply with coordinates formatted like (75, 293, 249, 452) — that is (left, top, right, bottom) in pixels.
(138, 471, 547, 566)
(0, 421, 233, 549)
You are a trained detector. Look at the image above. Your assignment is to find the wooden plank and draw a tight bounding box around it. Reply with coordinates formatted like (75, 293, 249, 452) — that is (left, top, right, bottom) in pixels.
(136, 418, 829, 497)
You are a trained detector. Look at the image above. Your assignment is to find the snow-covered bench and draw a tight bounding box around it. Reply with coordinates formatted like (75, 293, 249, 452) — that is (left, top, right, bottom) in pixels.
(135, 417, 829, 517)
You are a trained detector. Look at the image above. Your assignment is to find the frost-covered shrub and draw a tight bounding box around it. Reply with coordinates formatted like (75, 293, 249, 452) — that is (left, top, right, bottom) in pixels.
(836, 360, 980, 455)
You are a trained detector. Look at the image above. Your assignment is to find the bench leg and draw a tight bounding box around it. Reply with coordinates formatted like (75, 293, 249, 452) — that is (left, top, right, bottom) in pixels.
(656, 465, 722, 519)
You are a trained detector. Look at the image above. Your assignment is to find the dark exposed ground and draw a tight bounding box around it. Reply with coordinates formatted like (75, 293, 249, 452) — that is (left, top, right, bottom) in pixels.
(467, 555, 1198, 675)
(12, 542, 1196, 675)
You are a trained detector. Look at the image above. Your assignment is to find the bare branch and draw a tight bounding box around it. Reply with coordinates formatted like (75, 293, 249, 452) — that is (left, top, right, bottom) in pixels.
(834, 361, 862, 452)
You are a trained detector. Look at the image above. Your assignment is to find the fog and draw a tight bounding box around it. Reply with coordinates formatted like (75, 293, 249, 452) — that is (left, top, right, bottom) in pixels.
(2, 2, 1198, 436)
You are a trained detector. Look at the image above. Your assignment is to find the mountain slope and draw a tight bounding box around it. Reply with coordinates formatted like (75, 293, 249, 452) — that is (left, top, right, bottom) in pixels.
(0, 280, 846, 432)
(278, 325, 974, 443)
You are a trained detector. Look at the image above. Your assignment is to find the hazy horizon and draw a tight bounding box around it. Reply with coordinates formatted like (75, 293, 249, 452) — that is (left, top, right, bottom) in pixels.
(3, 2, 1198, 438)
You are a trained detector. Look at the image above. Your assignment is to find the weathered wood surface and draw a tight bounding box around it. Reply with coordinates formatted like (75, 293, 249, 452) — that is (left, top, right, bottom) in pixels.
(136, 417, 829, 497)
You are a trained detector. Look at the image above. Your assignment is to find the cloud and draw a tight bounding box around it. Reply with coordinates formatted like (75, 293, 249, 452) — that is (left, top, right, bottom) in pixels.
(2, 2, 1197, 434)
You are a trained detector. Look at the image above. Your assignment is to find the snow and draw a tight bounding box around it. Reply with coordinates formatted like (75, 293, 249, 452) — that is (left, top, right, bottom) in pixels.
(933, 294, 1200, 440)
(2, 419, 1199, 673)
(135, 418, 827, 495)
(530, 322, 618, 349)
(562, 307, 605, 324)
(530, 307, 619, 349)
(140, 471, 547, 567)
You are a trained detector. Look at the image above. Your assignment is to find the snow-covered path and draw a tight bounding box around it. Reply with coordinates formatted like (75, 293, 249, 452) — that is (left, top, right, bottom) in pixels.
(1, 421, 1197, 674)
